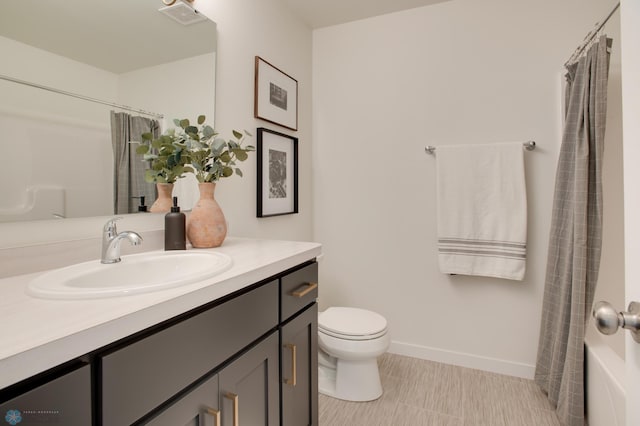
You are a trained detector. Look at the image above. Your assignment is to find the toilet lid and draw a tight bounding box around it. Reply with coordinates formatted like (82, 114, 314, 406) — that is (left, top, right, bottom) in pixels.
(318, 307, 387, 338)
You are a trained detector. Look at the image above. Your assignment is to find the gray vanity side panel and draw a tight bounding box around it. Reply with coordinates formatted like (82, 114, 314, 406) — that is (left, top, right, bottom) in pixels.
(281, 304, 318, 426)
(0, 365, 91, 426)
(101, 280, 278, 426)
(280, 263, 318, 321)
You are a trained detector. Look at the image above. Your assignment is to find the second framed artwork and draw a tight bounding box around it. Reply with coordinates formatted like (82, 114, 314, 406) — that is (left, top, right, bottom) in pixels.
(254, 56, 298, 131)
(257, 128, 299, 217)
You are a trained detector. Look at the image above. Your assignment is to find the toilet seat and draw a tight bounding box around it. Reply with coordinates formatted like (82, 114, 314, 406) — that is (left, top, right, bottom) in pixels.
(318, 307, 387, 341)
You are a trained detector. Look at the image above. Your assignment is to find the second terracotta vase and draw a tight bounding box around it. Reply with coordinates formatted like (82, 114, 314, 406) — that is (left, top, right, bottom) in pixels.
(187, 182, 227, 248)
(149, 183, 174, 213)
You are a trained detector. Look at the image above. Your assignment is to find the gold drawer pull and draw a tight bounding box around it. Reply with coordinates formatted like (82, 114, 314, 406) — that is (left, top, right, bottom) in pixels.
(224, 392, 239, 426)
(291, 282, 318, 298)
(284, 343, 297, 387)
(205, 407, 220, 426)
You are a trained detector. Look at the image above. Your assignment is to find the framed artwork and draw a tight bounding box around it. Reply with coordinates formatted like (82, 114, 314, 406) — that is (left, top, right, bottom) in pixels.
(254, 56, 298, 131)
(257, 128, 299, 217)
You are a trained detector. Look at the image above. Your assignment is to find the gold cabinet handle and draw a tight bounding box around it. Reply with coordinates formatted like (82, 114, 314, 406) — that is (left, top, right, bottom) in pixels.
(224, 392, 239, 426)
(284, 343, 297, 387)
(205, 407, 220, 426)
(291, 282, 318, 298)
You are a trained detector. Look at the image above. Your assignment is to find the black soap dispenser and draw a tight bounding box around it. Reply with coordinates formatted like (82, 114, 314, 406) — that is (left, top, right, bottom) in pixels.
(165, 197, 186, 250)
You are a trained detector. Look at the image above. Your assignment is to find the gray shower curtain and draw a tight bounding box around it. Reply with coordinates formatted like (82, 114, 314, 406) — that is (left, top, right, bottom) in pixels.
(534, 35, 612, 426)
(110, 112, 160, 214)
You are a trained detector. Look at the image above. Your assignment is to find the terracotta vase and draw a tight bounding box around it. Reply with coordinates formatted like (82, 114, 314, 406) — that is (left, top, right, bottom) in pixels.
(149, 183, 174, 213)
(187, 182, 227, 248)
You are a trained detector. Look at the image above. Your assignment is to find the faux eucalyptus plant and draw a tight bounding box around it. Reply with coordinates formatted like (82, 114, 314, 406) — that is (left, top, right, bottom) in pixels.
(177, 115, 254, 183)
(136, 131, 193, 184)
(135, 115, 253, 184)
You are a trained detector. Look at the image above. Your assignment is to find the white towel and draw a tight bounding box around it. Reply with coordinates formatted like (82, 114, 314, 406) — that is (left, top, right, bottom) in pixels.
(436, 143, 527, 280)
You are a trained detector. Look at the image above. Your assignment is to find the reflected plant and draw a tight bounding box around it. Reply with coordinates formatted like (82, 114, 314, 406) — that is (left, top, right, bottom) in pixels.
(135, 131, 193, 184)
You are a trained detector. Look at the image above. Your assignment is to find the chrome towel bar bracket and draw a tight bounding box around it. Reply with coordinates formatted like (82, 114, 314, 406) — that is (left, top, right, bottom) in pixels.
(424, 141, 536, 155)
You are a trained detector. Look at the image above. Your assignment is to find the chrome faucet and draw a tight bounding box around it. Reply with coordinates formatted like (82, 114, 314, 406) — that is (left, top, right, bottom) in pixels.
(101, 217, 143, 264)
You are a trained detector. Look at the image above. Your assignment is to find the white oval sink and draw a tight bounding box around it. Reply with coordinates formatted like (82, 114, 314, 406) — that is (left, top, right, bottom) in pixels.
(28, 251, 233, 299)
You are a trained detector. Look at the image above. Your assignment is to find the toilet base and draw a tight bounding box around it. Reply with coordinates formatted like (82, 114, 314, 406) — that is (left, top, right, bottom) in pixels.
(318, 354, 383, 402)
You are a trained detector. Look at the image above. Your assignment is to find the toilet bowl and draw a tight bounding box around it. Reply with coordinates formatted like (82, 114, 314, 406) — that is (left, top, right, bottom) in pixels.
(318, 307, 390, 402)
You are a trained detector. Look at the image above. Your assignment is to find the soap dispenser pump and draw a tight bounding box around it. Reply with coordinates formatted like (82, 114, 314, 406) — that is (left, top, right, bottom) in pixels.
(165, 197, 186, 250)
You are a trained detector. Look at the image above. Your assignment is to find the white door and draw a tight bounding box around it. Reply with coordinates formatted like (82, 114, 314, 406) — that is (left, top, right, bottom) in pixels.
(621, 1, 640, 425)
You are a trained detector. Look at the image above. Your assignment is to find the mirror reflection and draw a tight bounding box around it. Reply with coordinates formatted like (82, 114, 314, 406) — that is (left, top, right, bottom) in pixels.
(0, 0, 217, 222)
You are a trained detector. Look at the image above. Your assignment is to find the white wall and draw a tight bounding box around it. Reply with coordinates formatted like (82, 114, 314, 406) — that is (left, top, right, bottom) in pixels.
(194, 0, 314, 242)
(312, 0, 620, 377)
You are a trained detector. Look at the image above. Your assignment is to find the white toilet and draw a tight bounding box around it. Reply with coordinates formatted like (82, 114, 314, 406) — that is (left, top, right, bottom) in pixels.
(318, 307, 390, 402)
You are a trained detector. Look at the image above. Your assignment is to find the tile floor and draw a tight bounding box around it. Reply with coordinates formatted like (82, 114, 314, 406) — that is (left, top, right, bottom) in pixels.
(318, 353, 561, 426)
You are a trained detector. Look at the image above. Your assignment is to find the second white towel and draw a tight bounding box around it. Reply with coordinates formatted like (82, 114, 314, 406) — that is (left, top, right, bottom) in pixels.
(436, 143, 527, 281)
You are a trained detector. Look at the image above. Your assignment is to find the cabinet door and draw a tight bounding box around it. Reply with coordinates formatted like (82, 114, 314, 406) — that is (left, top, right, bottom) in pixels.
(281, 304, 318, 426)
(0, 365, 91, 426)
(218, 333, 280, 426)
(145, 374, 219, 426)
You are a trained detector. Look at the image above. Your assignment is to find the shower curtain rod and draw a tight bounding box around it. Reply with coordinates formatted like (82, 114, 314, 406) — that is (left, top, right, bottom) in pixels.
(424, 141, 536, 155)
(0, 73, 164, 119)
(565, 2, 620, 66)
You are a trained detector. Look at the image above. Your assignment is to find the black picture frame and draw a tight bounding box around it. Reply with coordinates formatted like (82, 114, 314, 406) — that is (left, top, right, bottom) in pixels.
(254, 56, 298, 131)
(257, 128, 299, 217)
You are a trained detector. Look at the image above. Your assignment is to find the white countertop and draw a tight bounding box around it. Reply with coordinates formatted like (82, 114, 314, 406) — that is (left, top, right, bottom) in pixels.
(0, 237, 321, 389)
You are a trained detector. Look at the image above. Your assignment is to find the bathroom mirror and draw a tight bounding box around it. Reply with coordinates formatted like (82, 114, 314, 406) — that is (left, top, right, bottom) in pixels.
(0, 0, 217, 222)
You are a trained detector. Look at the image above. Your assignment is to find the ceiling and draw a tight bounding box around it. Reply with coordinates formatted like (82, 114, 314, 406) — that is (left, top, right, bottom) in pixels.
(282, 0, 451, 29)
(0, 0, 216, 74)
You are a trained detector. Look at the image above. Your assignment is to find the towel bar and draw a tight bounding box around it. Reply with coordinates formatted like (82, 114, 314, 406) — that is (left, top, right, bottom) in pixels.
(424, 141, 536, 155)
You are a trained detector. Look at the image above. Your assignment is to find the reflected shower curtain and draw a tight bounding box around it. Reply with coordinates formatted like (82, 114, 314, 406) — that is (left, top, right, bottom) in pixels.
(110, 112, 160, 214)
(535, 36, 611, 426)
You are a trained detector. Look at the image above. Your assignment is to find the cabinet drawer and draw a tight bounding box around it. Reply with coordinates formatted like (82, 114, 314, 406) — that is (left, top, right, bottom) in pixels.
(101, 280, 278, 426)
(0, 365, 91, 426)
(281, 263, 318, 321)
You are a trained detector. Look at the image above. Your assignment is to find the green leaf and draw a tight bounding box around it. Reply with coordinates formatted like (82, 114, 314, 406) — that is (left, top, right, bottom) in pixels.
(212, 137, 226, 151)
(220, 151, 232, 163)
(235, 168, 243, 177)
(234, 149, 248, 161)
(141, 132, 153, 141)
(136, 145, 149, 155)
(185, 126, 198, 135)
(222, 166, 233, 177)
(173, 119, 181, 127)
(203, 125, 216, 138)
(179, 119, 190, 129)
(232, 130, 243, 140)
(197, 115, 206, 125)
(244, 130, 253, 137)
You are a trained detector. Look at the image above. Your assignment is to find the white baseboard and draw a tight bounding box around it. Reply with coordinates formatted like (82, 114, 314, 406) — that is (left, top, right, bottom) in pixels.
(388, 340, 536, 380)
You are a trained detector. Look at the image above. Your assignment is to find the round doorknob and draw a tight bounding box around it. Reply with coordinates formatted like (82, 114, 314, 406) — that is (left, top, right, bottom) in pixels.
(593, 300, 640, 343)
(592, 301, 623, 335)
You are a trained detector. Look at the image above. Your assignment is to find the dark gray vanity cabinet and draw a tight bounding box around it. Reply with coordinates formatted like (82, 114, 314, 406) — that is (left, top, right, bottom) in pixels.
(280, 263, 319, 426)
(0, 364, 91, 426)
